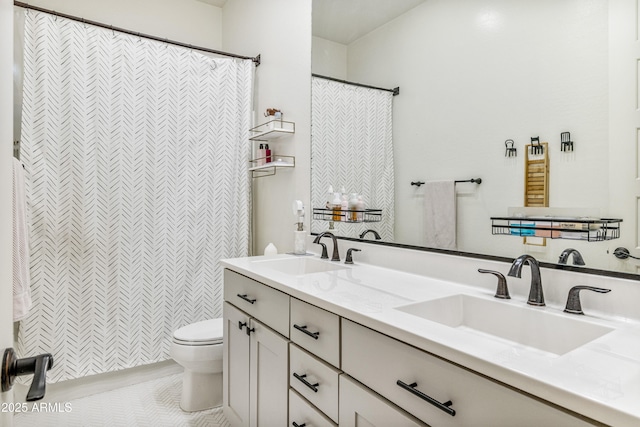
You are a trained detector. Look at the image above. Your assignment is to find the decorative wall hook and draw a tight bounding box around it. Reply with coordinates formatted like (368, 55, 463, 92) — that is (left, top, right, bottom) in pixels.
(505, 139, 517, 157)
(530, 136, 544, 155)
(560, 131, 574, 152)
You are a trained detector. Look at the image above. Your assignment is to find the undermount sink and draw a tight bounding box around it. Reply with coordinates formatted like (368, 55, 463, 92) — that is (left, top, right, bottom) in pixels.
(395, 294, 613, 355)
(254, 257, 348, 275)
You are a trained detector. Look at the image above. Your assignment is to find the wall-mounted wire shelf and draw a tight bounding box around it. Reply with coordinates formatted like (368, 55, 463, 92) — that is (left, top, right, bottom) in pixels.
(491, 217, 622, 242)
(249, 119, 295, 141)
(313, 208, 382, 223)
(249, 156, 295, 178)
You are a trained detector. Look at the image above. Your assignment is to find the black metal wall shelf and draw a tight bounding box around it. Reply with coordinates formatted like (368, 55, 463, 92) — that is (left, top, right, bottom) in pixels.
(313, 208, 382, 223)
(491, 217, 622, 242)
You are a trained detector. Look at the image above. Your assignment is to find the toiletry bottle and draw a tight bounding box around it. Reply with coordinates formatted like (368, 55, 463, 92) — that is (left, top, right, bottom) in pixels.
(356, 195, 365, 221)
(326, 185, 334, 209)
(332, 192, 342, 222)
(349, 193, 359, 222)
(341, 194, 349, 221)
(294, 223, 306, 255)
(257, 143, 265, 166)
(265, 144, 272, 163)
(292, 200, 307, 255)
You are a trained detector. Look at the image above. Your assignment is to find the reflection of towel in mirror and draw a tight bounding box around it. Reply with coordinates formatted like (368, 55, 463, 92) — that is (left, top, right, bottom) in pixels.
(423, 181, 456, 250)
(13, 158, 32, 321)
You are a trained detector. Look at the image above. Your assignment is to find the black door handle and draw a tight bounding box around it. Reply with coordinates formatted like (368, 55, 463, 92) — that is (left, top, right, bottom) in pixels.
(2, 348, 54, 401)
(237, 293, 256, 304)
(293, 372, 319, 392)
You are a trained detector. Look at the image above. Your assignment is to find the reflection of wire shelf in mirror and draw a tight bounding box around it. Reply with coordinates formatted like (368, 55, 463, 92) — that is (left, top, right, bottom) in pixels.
(249, 119, 295, 141)
(313, 208, 382, 223)
(249, 156, 295, 178)
(490, 217, 622, 241)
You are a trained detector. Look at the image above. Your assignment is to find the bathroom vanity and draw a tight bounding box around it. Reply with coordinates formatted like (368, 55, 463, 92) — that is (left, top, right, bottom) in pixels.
(221, 250, 640, 426)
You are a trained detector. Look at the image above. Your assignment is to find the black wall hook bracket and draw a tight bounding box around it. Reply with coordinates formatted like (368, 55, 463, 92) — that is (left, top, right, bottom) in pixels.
(560, 131, 574, 152)
(505, 139, 517, 157)
(2, 347, 54, 401)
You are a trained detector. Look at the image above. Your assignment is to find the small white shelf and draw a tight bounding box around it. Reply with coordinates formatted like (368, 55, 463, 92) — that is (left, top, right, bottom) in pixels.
(249, 156, 295, 178)
(249, 119, 295, 141)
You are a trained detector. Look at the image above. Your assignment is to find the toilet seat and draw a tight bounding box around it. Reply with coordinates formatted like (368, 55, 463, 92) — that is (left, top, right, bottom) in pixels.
(173, 318, 223, 346)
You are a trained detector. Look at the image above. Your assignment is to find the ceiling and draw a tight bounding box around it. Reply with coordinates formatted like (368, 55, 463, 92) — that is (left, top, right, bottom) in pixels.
(312, 0, 426, 45)
(195, 0, 228, 8)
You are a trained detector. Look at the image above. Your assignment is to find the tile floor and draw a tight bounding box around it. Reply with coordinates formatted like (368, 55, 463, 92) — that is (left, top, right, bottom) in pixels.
(14, 374, 230, 427)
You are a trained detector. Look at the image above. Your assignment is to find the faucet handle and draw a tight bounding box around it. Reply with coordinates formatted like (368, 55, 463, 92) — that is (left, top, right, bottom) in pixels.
(345, 248, 361, 264)
(564, 285, 611, 315)
(478, 269, 510, 299)
(315, 242, 328, 259)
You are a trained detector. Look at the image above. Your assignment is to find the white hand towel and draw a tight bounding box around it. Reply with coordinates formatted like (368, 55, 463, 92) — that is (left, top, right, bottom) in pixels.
(13, 158, 32, 321)
(423, 180, 456, 250)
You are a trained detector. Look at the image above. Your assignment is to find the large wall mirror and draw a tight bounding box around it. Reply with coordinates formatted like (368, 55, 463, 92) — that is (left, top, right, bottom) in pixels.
(311, 0, 639, 277)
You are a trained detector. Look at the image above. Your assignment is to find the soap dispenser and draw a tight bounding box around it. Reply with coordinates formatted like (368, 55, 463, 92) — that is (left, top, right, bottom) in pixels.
(292, 200, 307, 255)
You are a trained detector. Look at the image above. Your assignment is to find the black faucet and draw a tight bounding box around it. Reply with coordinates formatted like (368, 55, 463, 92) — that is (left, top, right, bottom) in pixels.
(558, 248, 586, 265)
(359, 229, 381, 240)
(313, 231, 340, 261)
(508, 254, 545, 306)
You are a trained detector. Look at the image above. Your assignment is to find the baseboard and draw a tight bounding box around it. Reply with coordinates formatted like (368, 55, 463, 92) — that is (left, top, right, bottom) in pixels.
(13, 360, 182, 403)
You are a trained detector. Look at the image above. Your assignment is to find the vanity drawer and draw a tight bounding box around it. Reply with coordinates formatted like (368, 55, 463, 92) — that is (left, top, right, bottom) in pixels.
(341, 319, 590, 427)
(290, 298, 340, 367)
(289, 388, 336, 427)
(223, 269, 290, 337)
(290, 343, 340, 423)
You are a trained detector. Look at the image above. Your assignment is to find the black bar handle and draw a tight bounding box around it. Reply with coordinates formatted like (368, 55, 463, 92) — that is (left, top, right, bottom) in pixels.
(396, 380, 456, 416)
(237, 293, 256, 304)
(293, 373, 319, 393)
(293, 324, 320, 340)
(292, 423, 306, 427)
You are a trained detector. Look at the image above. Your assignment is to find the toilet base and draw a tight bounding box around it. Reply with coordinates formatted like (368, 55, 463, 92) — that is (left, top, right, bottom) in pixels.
(179, 370, 222, 412)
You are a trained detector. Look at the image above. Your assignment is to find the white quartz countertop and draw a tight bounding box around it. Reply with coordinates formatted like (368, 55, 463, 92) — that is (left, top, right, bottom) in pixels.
(220, 254, 640, 426)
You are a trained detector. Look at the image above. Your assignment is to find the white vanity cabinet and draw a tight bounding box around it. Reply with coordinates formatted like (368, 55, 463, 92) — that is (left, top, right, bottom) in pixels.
(342, 319, 591, 427)
(223, 270, 290, 427)
(222, 266, 595, 427)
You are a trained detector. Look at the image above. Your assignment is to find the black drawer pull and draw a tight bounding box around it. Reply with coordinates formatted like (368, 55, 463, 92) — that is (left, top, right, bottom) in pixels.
(396, 380, 456, 416)
(237, 293, 256, 304)
(293, 324, 320, 340)
(292, 423, 306, 427)
(238, 321, 247, 331)
(293, 373, 319, 393)
(246, 326, 255, 336)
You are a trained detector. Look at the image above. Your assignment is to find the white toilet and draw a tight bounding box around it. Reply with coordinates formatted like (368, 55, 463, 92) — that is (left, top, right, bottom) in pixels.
(170, 318, 224, 412)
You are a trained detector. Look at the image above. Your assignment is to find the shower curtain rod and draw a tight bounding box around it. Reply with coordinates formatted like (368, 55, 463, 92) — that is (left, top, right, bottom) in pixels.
(14, 1, 261, 66)
(312, 73, 399, 96)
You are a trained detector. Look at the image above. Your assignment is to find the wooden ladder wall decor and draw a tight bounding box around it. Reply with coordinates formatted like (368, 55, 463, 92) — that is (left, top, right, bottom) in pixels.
(523, 142, 549, 245)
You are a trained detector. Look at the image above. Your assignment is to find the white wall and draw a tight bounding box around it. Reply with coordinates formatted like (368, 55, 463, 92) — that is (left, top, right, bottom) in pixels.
(223, 0, 312, 255)
(1, 0, 15, 422)
(23, 0, 223, 49)
(339, 0, 611, 269)
(312, 36, 347, 79)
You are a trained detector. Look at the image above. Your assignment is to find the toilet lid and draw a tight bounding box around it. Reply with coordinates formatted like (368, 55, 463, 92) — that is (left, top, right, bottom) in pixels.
(173, 318, 223, 344)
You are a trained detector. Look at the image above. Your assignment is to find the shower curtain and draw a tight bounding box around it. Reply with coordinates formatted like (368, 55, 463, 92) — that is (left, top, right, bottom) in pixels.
(311, 77, 395, 241)
(17, 10, 252, 382)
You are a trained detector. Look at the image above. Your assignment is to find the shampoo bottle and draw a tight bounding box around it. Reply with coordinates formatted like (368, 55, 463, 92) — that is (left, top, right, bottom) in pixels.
(332, 192, 342, 221)
(349, 193, 359, 222)
(341, 194, 349, 221)
(356, 195, 365, 221)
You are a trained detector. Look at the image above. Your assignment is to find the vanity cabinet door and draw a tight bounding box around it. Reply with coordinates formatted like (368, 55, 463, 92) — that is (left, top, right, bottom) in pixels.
(339, 375, 426, 427)
(223, 302, 250, 427)
(224, 269, 290, 337)
(342, 319, 591, 427)
(249, 317, 289, 427)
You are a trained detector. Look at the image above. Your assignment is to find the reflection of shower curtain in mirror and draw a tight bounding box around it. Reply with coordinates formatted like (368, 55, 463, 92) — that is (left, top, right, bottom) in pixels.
(311, 77, 395, 241)
(17, 11, 252, 382)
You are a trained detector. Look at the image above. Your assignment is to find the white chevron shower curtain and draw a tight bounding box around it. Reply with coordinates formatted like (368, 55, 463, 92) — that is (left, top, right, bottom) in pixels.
(18, 11, 252, 382)
(311, 77, 395, 240)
